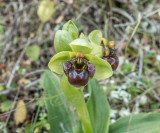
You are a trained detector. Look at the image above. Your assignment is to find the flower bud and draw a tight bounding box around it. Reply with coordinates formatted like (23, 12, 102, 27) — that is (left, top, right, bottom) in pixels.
(37, 0, 54, 23)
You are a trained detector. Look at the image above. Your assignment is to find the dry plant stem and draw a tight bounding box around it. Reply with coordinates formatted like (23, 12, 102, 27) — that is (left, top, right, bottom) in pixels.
(0, 99, 35, 119)
(125, 13, 141, 56)
(6, 38, 32, 89)
(0, 0, 34, 62)
(114, 8, 160, 28)
(136, 48, 143, 88)
(4, 87, 20, 128)
(127, 82, 160, 133)
(145, 8, 160, 18)
(0, 78, 41, 96)
(23, 69, 47, 78)
(0, 15, 18, 62)
(76, 1, 96, 21)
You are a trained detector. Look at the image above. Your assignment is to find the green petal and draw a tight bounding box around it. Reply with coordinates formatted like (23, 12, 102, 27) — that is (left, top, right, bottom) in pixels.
(70, 38, 92, 54)
(89, 30, 102, 45)
(89, 56, 113, 79)
(54, 30, 73, 53)
(62, 20, 79, 40)
(48, 51, 70, 74)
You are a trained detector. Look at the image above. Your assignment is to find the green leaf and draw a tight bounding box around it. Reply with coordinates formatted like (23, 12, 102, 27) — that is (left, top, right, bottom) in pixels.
(87, 79, 110, 133)
(61, 75, 92, 133)
(48, 51, 70, 74)
(63, 20, 79, 40)
(0, 100, 13, 112)
(42, 70, 74, 133)
(24, 124, 32, 133)
(70, 39, 92, 54)
(122, 62, 133, 73)
(54, 30, 73, 53)
(26, 45, 40, 61)
(109, 113, 160, 133)
(89, 56, 113, 79)
(0, 23, 4, 35)
(89, 30, 102, 45)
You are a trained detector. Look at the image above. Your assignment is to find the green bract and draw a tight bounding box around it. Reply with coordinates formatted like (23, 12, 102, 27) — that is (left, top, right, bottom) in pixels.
(48, 51, 113, 80)
(62, 20, 79, 40)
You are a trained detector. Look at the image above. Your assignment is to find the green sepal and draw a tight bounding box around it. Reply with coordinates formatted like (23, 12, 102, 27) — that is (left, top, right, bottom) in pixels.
(62, 20, 79, 40)
(89, 56, 113, 79)
(70, 39, 92, 54)
(90, 42, 103, 57)
(89, 30, 102, 45)
(48, 51, 70, 74)
(54, 30, 73, 53)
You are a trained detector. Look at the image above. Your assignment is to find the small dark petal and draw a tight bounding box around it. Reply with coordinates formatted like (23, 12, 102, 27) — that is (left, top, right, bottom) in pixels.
(68, 68, 89, 88)
(63, 61, 72, 74)
(103, 56, 119, 70)
(87, 63, 96, 78)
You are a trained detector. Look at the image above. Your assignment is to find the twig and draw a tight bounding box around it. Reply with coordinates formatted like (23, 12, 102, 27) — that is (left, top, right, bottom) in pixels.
(75, 1, 96, 21)
(114, 8, 160, 28)
(23, 69, 47, 78)
(0, 99, 35, 119)
(0, 78, 41, 96)
(6, 38, 32, 89)
(136, 48, 143, 88)
(4, 87, 20, 128)
(111, 8, 134, 24)
(127, 82, 160, 132)
(144, 8, 160, 18)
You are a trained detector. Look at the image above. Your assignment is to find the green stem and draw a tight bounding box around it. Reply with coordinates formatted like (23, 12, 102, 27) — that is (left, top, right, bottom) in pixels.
(75, 89, 92, 133)
(61, 75, 92, 133)
(125, 13, 142, 57)
(36, 22, 44, 36)
(31, 105, 41, 133)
